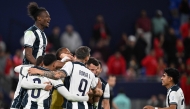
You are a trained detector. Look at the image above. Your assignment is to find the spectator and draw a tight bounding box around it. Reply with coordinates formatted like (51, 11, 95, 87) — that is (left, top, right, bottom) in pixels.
(107, 51, 126, 76)
(93, 39, 111, 62)
(60, 24, 83, 54)
(107, 75, 118, 109)
(12, 49, 23, 67)
(157, 57, 167, 78)
(163, 28, 177, 65)
(180, 17, 190, 39)
(141, 49, 158, 77)
(113, 89, 131, 109)
(176, 39, 184, 64)
(124, 35, 137, 64)
(152, 10, 168, 36)
(147, 95, 159, 107)
(91, 15, 111, 47)
(48, 26, 61, 51)
(153, 34, 164, 59)
(157, 94, 166, 107)
(136, 10, 152, 54)
(179, 0, 190, 24)
(183, 32, 190, 60)
(134, 29, 147, 66)
(117, 33, 128, 59)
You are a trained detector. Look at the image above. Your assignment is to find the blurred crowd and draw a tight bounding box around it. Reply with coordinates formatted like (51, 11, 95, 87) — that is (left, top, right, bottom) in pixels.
(0, 0, 190, 108)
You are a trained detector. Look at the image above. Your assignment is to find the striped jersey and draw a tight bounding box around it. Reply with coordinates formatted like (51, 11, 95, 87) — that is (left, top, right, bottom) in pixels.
(166, 85, 185, 109)
(11, 65, 33, 109)
(98, 77, 110, 109)
(23, 25, 47, 64)
(61, 61, 97, 109)
(22, 67, 64, 109)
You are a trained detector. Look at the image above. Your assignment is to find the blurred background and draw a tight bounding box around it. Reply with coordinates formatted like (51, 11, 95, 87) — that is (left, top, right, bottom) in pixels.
(0, 0, 190, 109)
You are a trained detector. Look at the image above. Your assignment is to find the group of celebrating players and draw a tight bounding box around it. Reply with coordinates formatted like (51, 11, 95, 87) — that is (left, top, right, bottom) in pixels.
(11, 46, 109, 109)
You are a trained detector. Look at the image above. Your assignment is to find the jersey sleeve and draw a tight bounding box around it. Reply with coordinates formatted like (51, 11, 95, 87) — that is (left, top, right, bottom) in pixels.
(24, 31, 36, 48)
(49, 79, 64, 89)
(21, 76, 46, 89)
(60, 61, 73, 76)
(103, 83, 110, 99)
(169, 91, 178, 105)
(90, 74, 98, 89)
(57, 86, 89, 102)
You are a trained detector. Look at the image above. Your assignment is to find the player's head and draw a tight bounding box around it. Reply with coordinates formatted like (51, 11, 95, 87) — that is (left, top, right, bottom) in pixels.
(75, 46, 91, 63)
(27, 2, 51, 28)
(107, 75, 116, 88)
(96, 61, 102, 76)
(55, 47, 72, 60)
(86, 57, 99, 75)
(43, 54, 57, 70)
(161, 68, 180, 87)
(35, 56, 43, 66)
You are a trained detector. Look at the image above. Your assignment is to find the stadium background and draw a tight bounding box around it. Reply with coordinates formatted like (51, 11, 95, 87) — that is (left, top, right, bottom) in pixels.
(0, 0, 189, 109)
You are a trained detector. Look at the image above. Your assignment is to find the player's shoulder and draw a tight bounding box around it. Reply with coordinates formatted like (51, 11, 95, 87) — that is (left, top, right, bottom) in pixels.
(24, 26, 38, 34)
(14, 64, 33, 73)
(171, 85, 180, 92)
(99, 77, 107, 84)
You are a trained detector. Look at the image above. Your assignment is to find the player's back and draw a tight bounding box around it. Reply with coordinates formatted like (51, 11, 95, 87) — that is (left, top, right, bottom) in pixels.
(22, 73, 51, 109)
(166, 85, 185, 109)
(64, 62, 97, 109)
(11, 65, 33, 109)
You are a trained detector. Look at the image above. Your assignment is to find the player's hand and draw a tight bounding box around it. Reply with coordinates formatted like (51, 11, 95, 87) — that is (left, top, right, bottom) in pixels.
(54, 72, 62, 79)
(87, 89, 94, 99)
(44, 84, 53, 91)
(60, 53, 74, 61)
(143, 105, 155, 109)
(94, 88, 103, 97)
(28, 68, 42, 75)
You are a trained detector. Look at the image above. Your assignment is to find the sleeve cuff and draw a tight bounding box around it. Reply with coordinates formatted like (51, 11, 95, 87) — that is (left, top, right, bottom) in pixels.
(60, 69, 68, 77)
(24, 44, 33, 48)
(170, 102, 177, 105)
(54, 84, 64, 89)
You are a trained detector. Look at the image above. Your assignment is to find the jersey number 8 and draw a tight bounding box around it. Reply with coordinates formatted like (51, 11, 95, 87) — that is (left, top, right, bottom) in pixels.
(31, 78, 41, 98)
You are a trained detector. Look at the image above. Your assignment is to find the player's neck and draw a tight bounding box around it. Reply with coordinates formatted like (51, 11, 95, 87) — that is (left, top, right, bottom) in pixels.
(42, 65, 51, 70)
(166, 83, 175, 89)
(35, 22, 44, 31)
(75, 59, 85, 64)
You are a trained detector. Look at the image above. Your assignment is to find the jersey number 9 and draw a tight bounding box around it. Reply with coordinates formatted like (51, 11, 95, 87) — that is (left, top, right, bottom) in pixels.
(78, 79, 88, 96)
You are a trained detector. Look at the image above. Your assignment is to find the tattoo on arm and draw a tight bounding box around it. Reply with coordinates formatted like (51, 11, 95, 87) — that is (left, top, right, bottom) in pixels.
(44, 71, 57, 80)
(43, 70, 66, 79)
(57, 70, 66, 78)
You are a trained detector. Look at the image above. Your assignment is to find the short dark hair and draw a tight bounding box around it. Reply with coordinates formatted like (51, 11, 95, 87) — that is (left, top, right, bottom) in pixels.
(56, 47, 66, 60)
(86, 57, 99, 66)
(35, 56, 43, 66)
(43, 54, 56, 66)
(27, 2, 47, 21)
(164, 68, 180, 84)
(75, 46, 91, 60)
(98, 61, 102, 68)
